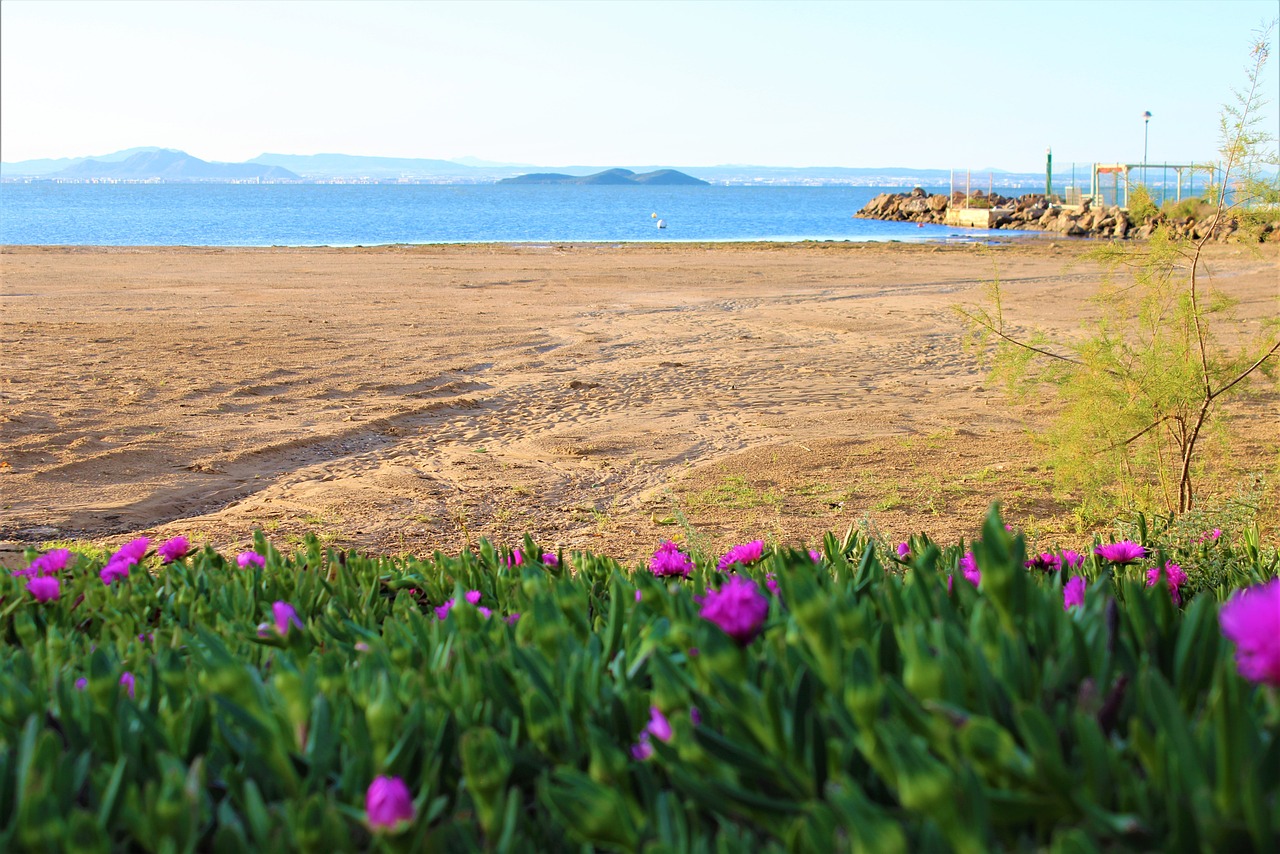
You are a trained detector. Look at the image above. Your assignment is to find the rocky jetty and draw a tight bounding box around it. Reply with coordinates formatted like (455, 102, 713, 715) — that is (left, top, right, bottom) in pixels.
(855, 186, 1275, 242)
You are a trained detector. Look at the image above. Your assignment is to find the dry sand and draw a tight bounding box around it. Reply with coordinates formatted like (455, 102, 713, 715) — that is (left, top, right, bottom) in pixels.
(2, 241, 1276, 565)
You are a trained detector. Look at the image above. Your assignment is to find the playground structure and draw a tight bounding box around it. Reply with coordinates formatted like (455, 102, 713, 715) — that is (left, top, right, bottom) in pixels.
(1087, 162, 1221, 208)
(942, 159, 1225, 226)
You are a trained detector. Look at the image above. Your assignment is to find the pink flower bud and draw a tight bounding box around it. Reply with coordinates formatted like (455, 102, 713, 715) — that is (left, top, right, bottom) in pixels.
(365, 775, 415, 830)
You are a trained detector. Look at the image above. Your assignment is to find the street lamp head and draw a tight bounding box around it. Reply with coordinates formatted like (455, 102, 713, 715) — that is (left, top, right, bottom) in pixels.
(1143, 111, 1152, 122)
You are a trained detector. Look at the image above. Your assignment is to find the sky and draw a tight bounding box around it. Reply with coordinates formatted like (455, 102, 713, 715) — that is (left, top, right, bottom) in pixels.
(2, 0, 1276, 172)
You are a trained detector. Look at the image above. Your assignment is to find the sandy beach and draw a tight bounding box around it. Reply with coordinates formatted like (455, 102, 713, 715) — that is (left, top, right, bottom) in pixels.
(2, 240, 1277, 564)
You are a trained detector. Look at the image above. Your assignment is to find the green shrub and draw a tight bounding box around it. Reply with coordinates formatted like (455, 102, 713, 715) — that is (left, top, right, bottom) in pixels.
(2, 509, 1277, 852)
(1162, 196, 1215, 221)
(1126, 185, 1160, 224)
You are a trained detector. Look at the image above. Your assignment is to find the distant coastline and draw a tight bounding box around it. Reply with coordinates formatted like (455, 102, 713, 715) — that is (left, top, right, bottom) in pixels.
(1, 147, 1056, 188)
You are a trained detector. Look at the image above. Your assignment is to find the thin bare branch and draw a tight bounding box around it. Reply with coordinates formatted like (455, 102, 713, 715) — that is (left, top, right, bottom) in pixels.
(954, 308, 1095, 369)
(1207, 338, 1280, 402)
(1106, 416, 1173, 451)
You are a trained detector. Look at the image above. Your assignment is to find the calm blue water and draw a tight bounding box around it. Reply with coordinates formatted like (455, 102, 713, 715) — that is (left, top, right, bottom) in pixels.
(0, 182, 1027, 246)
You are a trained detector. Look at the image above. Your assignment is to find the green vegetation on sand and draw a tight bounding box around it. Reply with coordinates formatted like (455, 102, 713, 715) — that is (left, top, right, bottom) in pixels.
(3, 506, 1278, 852)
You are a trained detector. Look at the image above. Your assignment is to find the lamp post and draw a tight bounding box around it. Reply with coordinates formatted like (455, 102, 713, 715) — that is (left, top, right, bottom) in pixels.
(1045, 147, 1052, 202)
(1142, 111, 1152, 188)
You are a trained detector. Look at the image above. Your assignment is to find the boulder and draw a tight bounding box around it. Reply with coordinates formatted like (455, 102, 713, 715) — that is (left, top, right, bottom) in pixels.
(899, 197, 932, 215)
(927, 194, 949, 212)
(910, 186, 927, 197)
(866, 193, 894, 215)
(1114, 212, 1129, 238)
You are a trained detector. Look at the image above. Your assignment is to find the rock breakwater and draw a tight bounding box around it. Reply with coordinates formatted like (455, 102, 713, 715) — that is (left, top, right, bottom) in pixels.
(855, 186, 1275, 242)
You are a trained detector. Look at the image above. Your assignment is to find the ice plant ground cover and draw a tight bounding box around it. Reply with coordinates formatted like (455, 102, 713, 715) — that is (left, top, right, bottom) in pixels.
(2, 508, 1278, 852)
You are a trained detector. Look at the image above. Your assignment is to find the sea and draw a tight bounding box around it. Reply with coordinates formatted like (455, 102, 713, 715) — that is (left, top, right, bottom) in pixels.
(0, 182, 1038, 246)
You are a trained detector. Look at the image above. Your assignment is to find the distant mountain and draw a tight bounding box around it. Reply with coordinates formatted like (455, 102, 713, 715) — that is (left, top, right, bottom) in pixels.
(450, 155, 535, 169)
(49, 149, 299, 181)
(249, 152, 482, 179)
(499, 168, 709, 186)
(1, 146, 164, 176)
(1, 146, 1063, 186)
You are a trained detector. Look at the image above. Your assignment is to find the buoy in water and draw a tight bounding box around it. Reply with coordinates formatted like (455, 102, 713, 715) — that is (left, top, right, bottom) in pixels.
(651, 212, 658, 219)
(656, 219, 666, 229)
(917, 222, 924, 228)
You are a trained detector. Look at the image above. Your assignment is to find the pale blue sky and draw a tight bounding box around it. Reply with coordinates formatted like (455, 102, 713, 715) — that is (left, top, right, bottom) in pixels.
(2, 0, 1276, 171)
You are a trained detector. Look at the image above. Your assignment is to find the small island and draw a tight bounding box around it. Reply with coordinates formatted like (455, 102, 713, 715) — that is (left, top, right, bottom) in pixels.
(498, 168, 708, 186)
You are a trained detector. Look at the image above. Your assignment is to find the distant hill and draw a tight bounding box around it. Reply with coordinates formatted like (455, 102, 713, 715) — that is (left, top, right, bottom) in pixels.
(2, 146, 1096, 186)
(50, 150, 299, 181)
(0, 146, 164, 177)
(499, 168, 709, 186)
(249, 152, 483, 179)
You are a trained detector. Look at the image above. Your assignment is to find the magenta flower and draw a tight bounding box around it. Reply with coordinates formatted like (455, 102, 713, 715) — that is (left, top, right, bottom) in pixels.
(100, 539, 149, 586)
(1025, 552, 1061, 572)
(157, 536, 191, 564)
(40, 548, 73, 574)
(1219, 578, 1280, 687)
(477, 606, 492, 619)
(809, 549, 822, 563)
(237, 551, 266, 569)
(896, 542, 911, 559)
(435, 599, 454, 620)
(100, 559, 131, 586)
(366, 775, 416, 830)
(120, 671, 135, 699)
(960, 552, 981, 587)
(27, 575, 60, 602)
(1094, 541, 1147, 564)
(75, 677, 87, 691)
(635, 589, 642, 602)
(1146, 561, 1188, 605)
(765, 573, 779, 596)
(690, 706, 702, 726)
(699, 575, 770, 644)
(1063, 576, 1086, 611)
(1197, 528, 1223, 544)
(631, 706, 673, 761)
(650, 540, 694, 578)
(272, 601, 304, 636)
(465, 590, 482, 605)
(716, 540, 765, 572)
(505, 549, 558, 568)
(112, 537, 150, 566)
(646, 706, 673, 742)
(505, 612, 520, 625)
(12, 548, 72, 579)
(1061, 550, 1085, 570)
